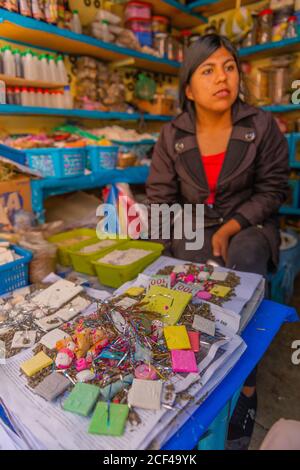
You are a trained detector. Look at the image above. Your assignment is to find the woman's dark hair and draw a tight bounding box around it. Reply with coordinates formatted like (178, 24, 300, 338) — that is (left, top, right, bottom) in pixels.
(179, 34, 242, 114)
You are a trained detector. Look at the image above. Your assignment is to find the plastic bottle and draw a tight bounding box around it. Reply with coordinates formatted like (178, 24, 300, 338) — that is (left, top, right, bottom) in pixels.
(56, 89, 64, 108)
(21, 87, 29, 106)
(0, 80, 6, 104)
(18, 0, 32, 17)
(14, 86, 21, 105)
(56, 55, 68, 84)
(3, 46, 16, 77)
(31, 0, 44, 21)
(0, 49, 4, 74)
(36, 87, 43, 107)
(70, 10, 82, 34)
(28, 87, 35, 106)
(6, 86, 15, 105)
(48, 54, 58, 83)
(43, 89, 51, 108)
(32, 52, 39, 80)
(13, 49, 23, 78)
(39, 54, 49, 82)
(23, 49, 34, 80)
(63, 85, 73, 109)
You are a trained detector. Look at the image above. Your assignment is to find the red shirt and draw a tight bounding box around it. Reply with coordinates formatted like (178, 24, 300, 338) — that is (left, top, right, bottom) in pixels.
(202, 151, 226, 205)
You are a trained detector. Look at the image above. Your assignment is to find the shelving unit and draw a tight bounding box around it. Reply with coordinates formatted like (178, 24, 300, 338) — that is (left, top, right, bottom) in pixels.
(187, 0, 258, 15)
(0, 104, 173, 121)
(0, 9, 180, 75)
(239, 36, 300, 60)
(146, 0, 207, 28)
(0, 74, 66, 89)
(31, 166, 150, 223)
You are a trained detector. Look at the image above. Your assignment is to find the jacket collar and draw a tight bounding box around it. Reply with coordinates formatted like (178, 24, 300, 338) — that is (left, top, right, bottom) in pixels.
(172, 99, 259, 134)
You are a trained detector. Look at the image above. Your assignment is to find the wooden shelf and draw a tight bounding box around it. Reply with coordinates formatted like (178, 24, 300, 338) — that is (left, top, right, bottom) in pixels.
(239, 37, 300, 61)
(142, 0, 207, 28)
(188, 0, 258, 16)
(0, 74, 66, 89)
(0, 9, 180, 75)
(0, 104, 173, 121)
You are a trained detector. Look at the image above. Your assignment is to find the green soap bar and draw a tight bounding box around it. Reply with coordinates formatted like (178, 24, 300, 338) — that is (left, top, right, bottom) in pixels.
(88, 402, 129, 436)
(63, 383, 100, 417)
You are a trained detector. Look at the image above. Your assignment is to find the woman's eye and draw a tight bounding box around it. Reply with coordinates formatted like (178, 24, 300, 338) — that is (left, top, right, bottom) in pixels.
(202, 68, 213, 75)
(226, 64, 235, 71)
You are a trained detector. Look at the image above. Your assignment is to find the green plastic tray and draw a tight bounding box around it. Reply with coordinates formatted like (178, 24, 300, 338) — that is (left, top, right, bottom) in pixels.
(48, 228, 97, 266)
(91, 240, 164, 288)
(67, 236, 127, 275)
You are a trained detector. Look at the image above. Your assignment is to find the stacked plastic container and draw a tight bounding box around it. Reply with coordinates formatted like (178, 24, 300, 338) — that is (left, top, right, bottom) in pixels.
(125, 1, 153, 47)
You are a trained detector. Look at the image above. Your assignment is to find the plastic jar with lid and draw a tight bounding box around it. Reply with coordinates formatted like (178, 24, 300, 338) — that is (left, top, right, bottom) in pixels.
(125, 1, 152, 21)
(272, 6, 293, 42)
(152, 16, 169, 34)
(258, 9, 273, 44)
(126, 18, 152, 32)
(153, 33, 168, 58)
(285, 16, 298, 38)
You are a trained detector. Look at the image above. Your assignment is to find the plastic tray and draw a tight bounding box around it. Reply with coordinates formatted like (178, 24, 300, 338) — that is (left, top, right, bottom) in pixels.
(86, 145, 119, 172)
(92, 240, 164, 288)
(48, 228, 97, 266)
(68, 236, 127, 275)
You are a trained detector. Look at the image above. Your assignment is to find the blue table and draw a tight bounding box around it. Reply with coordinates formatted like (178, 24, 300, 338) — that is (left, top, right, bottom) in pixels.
(0, 299, 298, 450)
(163, 299, 298, 450)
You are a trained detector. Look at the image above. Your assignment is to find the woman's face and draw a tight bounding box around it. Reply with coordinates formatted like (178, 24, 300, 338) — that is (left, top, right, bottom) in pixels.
(185, 46, 240, 114)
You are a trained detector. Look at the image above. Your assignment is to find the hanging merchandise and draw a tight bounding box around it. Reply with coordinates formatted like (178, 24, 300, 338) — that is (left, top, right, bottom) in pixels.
(134, 73, 156, 101)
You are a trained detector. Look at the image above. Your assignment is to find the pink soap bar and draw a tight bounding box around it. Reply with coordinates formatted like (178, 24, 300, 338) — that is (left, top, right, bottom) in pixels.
(188, 331, 200, 353)
(197, 291, 212, 300)
(171, 350, 198, 373)
(135, 364, 158, 380)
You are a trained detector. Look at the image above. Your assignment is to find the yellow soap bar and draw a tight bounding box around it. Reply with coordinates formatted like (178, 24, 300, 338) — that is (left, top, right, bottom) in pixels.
(125, 287, 145, 297)
(164, 326, 191, 350)
(143, 286, 192, 325)
(21, 351, 53, 377)
(209, 285, 232, 298)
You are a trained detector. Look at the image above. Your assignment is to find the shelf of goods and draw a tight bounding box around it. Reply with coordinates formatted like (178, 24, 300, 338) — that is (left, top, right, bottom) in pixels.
(239, 37, 300, 61)
(0, 74, 66, 89)
(0, 104, 173, 121)
(31, 166, 150, 224)
(187, 0, 258, 15)
(0, 8, 180, 75)
(146, 0, 207, 28)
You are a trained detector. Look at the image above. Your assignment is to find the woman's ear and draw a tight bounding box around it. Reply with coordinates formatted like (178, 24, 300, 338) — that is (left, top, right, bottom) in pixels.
(185, 84, 194, 102)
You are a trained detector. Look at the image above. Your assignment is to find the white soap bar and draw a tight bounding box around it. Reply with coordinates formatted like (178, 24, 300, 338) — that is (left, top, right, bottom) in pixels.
(39, 328, 70, 350)
(209, 271, 228, 282)
(128, 379, 162, 410)
(192, 315, 216, 337)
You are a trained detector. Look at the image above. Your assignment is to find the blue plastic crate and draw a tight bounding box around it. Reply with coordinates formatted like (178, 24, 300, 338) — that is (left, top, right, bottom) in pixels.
(86, 145, 119, 172)
(112, 139, 155, 160)
(0, 245, 32, 295)
(0, 143, 26, 165)
(26, 147, 86, 178)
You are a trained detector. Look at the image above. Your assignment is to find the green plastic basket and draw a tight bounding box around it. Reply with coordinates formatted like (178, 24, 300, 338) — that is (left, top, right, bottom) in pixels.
(68, 236, 128, 275)
(91, 240, 164, 288)
(48, 228, 97, 266)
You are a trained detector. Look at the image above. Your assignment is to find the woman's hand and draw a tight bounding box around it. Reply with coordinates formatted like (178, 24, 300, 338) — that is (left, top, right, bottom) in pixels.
(212, 219, 242, 262)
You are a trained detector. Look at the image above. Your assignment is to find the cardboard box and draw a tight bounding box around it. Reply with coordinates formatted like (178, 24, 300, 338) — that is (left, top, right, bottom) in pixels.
(0, 175, 32, 224)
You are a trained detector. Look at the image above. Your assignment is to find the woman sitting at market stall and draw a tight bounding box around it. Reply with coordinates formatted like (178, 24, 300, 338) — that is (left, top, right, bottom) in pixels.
(146, 34, 289, 450)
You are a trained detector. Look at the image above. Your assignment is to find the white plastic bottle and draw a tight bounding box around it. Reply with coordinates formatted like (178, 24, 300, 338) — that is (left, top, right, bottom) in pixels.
(56, 55, 68, 84)
(21, 87, 29, 106)
(36, 87, 43, 107)
(56, 90, 64, 108)
(43, 89, 51, 108)
(71, 10, 82, 34)
(39, 54, 49, 82)
(0, 80, 6, 104)
(3, 46, 16, 77)
(63, 85, 73, 109)
(48, 54, 58, 83)
(23, 49, 34, 80)
(32, 52, 39, 80)
(28, 87, 35, 106)
(13, 49, 23, 78)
